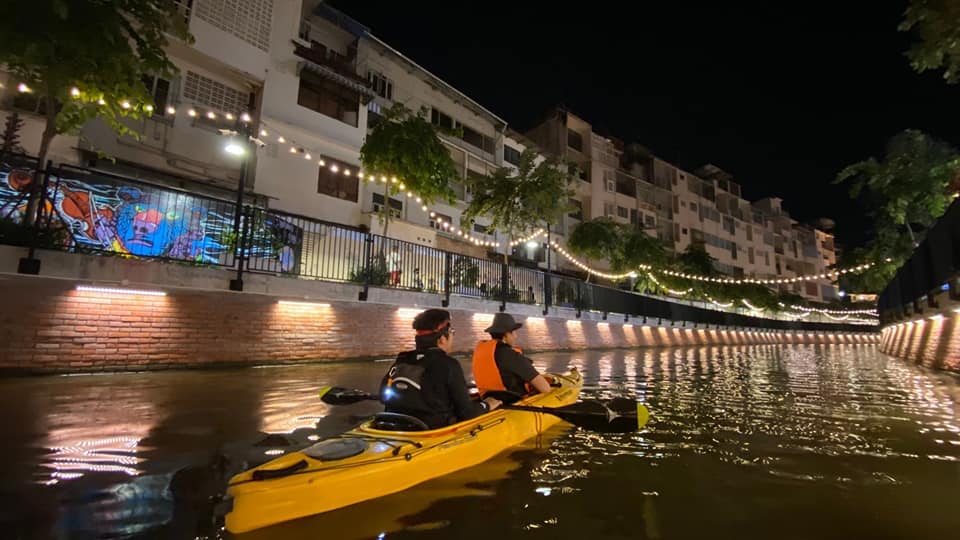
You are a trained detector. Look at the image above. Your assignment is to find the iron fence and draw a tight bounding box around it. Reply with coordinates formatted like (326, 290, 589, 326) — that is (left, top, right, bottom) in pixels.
(1, 159, 877, 333)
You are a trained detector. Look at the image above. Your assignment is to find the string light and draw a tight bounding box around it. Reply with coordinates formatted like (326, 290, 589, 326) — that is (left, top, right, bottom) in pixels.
(188, 108, 197, 117)
(166, 106, 176, 115)
(261, 129, 269, 137)
(241, 112, 252, 122)
(509, 229, 545, 247)
(646, 272, 693, 296)
(656, 262, 874, 285)
(206, 111, 216, 119)
(705, 296, 733, 308)
(777, 302, 878, 316)
(741, 299, 764, 312)
(17, 83, 30, 93)
(70, 87, 80, 97)
(225, 112, 234, 120)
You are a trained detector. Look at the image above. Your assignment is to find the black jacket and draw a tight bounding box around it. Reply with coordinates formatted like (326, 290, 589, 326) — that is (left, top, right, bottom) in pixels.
(379, 347, 486, 429)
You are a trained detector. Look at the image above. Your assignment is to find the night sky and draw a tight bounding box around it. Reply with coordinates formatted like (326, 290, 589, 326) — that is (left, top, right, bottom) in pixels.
(329, 1, 959, 250)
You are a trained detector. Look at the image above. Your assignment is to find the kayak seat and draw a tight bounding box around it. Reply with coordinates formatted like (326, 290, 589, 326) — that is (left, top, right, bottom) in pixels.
(303, 438, 368, 461)
(369, 412, 430, 432)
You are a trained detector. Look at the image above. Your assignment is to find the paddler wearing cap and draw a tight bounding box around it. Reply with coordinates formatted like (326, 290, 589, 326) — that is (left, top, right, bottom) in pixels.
(472, 313, 552, 400)
(379, 309, 502, 429)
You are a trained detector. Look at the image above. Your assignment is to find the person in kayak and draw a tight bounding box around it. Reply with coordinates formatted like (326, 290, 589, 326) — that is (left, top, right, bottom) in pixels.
(472, 313, 552, 400)
(380, 308, 502, 428)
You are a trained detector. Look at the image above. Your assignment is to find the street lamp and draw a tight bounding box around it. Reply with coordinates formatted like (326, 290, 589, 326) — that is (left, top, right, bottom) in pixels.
(222, 123, 256, 291)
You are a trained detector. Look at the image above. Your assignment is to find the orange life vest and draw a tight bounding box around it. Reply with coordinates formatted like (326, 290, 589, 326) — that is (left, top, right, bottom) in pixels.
(472, 339, 525, 396)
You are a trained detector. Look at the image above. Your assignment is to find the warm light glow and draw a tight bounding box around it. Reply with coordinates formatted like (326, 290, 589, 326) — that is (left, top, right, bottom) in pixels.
(319, 159, 326, 166)
(224, 142, 245, 156)
(304, 153, 312, 160)
(397, 307, 422, 316)
(278, 136, 286, 143)
(331, 164, 339, 172)
(188, 109, 197, 117)
(76, 286, 165, 297)
(98, 98, 106, 105)
(278, 300, 330, 307)
(526, 317, 544, 322)
(526, 240, 539, 248)
(472, 313, 495, 322)
(144, 104, 153, 112)
(344, 169, 351, 176)
(289, 147, 297, 154)
(206, 111, 216, 119)
(261, 129, 269, 137)
(241, 112, 252, 122)
(225, 112, 234, 120)
(17, 83, 30, 93)
(70, 87, 80, 97)
(166, 106, 176, 115)
(929, 314, 945, 321)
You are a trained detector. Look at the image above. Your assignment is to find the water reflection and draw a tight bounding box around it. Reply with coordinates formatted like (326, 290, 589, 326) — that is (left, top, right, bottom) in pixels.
(0, 345, 957, 539)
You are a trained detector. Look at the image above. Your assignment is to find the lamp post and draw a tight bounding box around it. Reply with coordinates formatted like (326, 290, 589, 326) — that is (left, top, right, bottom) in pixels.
(224, 115, 258, 291)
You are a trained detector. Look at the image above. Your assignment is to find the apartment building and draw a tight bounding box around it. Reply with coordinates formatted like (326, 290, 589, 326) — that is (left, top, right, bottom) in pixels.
(1, 0, 271, 197)
(525, 112, 839, 302)
(0, 1, 838, 300)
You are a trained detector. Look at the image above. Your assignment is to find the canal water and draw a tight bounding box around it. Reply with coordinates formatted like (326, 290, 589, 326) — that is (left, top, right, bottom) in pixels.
(1, 344, 958, 540)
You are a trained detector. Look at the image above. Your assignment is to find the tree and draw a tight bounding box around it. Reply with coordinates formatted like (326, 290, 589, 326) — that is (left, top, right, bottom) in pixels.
(610, 226, 668, 272)
(360, 103, 458, 239)
(834, 130, 960, 289)
(900, 0, 960, 83)
(566, 217, 621, 281)
(0, 0, 190, 223)
(462, 148, 574, 263)
(1, 113, 25, 156)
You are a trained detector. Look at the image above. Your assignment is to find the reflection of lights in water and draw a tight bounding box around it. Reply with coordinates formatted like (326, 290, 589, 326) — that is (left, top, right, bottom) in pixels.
(41, 422, 150, 485)
(265, 449, 285, 456)
(535, 487, 552, 496)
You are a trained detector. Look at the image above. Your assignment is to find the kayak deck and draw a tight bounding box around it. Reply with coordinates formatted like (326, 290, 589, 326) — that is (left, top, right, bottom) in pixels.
(225, 369, 582, 533)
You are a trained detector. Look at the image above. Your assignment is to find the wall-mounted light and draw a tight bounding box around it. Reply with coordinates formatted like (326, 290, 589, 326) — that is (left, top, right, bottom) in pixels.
(278, 300, 330, 307)
(76, 285, 166, 297)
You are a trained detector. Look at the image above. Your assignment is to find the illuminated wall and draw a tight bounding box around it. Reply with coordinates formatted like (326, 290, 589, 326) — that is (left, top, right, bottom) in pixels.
(879, 314, 960, 373)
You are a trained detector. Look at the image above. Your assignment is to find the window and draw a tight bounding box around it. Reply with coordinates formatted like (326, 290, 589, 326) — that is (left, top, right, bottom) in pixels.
(367, 71, 392, 100)
(723, 216, 735, 235)
(617, 206, 629, 218)
(194, 0, 273, 52)
(567, 129, 583, 152)
(504, 145, 521, 166)
(141, 75, 171, 117)
(430, 212, 452, 230)
(366, 101, 382, 128)
(765, 252, 770, 266)
(473, 223, 488, 234)
(568, 198, 583, 220)
(746, 225, 753, 242)
(459, 124, 495, 154)
(748, 247, 755, 265)
(430, 108, 454, 130)
(318, 159, 359, 202)
(690, 202, 697, 211)
(644, 214, 655, 228)
(604, 202, 615, 217)
(298, 69, 360, 126)
(604, 171, 616, 193)
(183, 71, 252, 115)
(682, 228, 688, 235)
(372, 192, 402, 218)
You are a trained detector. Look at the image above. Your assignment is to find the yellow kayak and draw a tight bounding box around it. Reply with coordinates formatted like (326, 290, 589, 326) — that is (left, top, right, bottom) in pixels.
(225, 369, 583, 533)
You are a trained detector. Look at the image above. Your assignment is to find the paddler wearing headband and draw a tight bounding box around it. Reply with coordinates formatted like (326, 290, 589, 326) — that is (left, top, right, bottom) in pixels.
(379, 309, 502, 428)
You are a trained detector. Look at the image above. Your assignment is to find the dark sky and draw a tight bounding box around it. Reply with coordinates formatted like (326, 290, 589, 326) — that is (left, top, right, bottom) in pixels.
(329, 1, 960, 250)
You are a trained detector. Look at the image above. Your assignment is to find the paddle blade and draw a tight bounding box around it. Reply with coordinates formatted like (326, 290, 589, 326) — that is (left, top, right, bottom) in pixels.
(636, 403, 650, 429)
(319, 387, 379, 405)
(548, 401, 638, 433)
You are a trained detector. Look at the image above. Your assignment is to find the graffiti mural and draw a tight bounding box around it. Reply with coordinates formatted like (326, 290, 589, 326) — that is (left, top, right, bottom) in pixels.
(0, 161, 308, 271)
(0, 164, 235, 264)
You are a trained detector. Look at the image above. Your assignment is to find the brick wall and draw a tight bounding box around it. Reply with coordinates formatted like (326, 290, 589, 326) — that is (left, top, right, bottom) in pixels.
(0, 274, 879, 374)
(879, 315, 960, 373)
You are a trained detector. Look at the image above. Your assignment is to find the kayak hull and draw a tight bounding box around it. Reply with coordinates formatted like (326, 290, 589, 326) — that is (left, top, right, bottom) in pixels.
(225, 369, 582, 533)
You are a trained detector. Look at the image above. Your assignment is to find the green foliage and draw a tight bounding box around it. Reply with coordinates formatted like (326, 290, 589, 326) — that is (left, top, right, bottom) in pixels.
(349, 253, 389, 286)
(900, 0, 960, 83)
(1, 113, 25, 154)
(360, 104, 458, 236)
(450, 257, 479, 288)
(0, 1, 191, 155)
(567, 217, 622, 263)
(462, 148, 574, 256)
(676, 243, 718, 276)
(834, 129, 960, 291)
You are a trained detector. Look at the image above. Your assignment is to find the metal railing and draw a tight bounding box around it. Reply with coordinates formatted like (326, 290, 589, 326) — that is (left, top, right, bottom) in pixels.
(1, 159, 877, 333)
(878, 197, 960, 325)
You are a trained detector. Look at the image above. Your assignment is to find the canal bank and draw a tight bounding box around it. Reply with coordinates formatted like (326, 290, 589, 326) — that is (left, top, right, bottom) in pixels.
(0, 246, 877, 374)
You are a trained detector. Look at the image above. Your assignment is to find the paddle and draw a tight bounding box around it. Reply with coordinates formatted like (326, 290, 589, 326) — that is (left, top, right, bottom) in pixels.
(318, 387, 650, 433)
